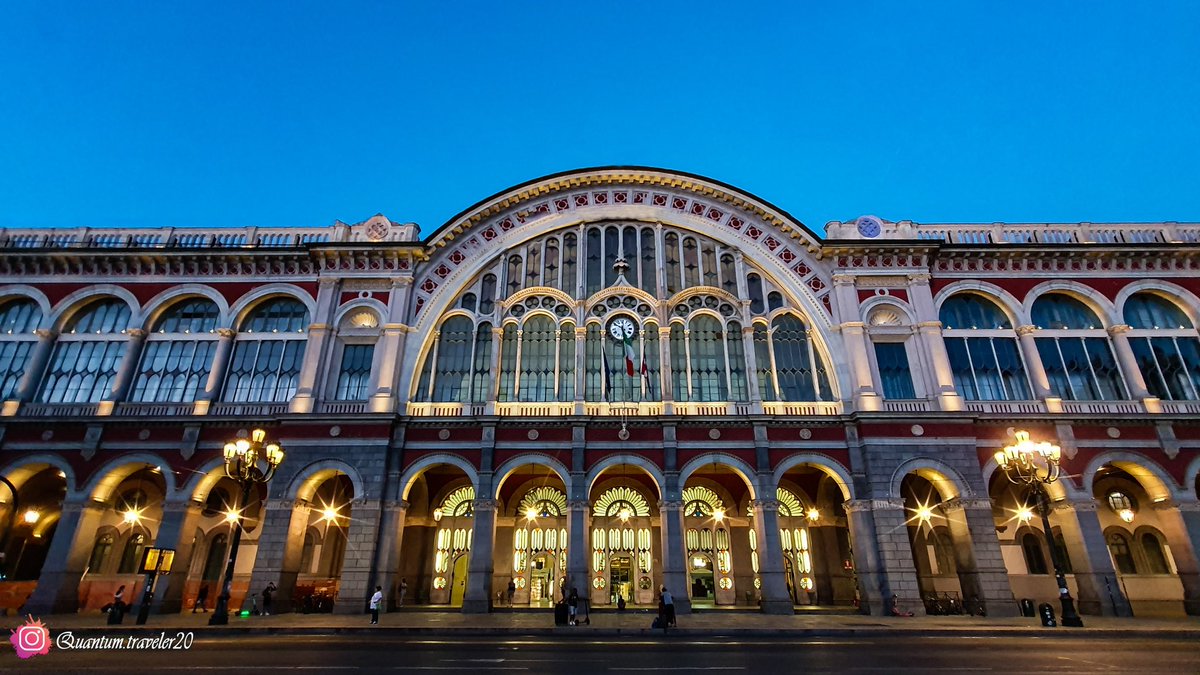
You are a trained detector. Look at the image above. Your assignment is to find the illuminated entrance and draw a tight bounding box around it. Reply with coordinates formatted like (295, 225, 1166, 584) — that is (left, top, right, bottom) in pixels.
(609, 555, 633, 604)
(529, 553, 555, 607)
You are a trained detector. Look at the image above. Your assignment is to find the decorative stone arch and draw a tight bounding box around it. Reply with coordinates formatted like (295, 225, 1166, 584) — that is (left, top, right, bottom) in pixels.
(666, 285, 741, 310)
(50, 284, 142, 332)
(860, 296, 917, 327)
(331, 298, 389, 329)
(0, 284, 53, 327)
(678, 307, 727, 326)
(889, 457, 972, 502)
(771, 452, 856, 502)
(512, 308, 565, 328)
(491, 453, 572, 500)
(82, 452, 176, 504)
(139, 284, 231, 332)
(402, 168, 841, 406)
(226, 283, 318, 330)
(1113, 279, 1200, 328)
(398, 453, 480, 502)
(1081, 451, 1182, 504)
(933, 280, 1026, 327)
(503, 286, 578, 311)
(585, 453, 666, 500)
(1022, 280, 1120, 328)
(179, 455, 236, 504)
(285, 459, 367, 503)
(0, 452, 78, 493)
(676, 452, 759, 501)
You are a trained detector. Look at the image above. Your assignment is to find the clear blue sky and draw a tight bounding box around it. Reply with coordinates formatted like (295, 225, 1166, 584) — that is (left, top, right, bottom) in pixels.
(2, 2, 1198, 237)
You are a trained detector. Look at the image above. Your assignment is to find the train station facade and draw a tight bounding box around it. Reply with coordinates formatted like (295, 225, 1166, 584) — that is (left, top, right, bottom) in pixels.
(0, 167, 1198, 618)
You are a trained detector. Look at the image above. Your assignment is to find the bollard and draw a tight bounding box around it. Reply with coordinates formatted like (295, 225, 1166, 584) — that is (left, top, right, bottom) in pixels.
(1019, 598, 1036, 617)
(1038, 602, 1057, 627)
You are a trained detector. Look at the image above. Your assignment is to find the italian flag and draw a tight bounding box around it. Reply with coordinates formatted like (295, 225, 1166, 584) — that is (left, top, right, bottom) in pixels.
(622, 334, 637, 376)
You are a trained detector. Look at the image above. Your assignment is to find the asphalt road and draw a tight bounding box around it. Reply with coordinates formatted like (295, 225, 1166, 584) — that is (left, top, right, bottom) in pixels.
(8, 634, 1199, 673)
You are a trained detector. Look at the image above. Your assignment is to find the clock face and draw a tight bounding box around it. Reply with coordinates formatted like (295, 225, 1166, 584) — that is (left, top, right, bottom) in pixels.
(857, 216, 882, 238)
(608, 317, 636, 340)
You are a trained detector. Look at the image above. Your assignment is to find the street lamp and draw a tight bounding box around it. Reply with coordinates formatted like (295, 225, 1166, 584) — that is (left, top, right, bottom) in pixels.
(209, 428, 285, 625)
(994, 430, 1084, 627)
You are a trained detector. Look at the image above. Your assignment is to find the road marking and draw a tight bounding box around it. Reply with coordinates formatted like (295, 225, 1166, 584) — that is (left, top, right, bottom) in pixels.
(608, 669, 745, 672)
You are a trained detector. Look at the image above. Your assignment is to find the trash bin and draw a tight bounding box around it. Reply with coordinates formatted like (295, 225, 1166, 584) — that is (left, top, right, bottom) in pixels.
(554, 601, 569, 626)
(1038, 602, 1057, 627)
(1019, 598, 1036, 617)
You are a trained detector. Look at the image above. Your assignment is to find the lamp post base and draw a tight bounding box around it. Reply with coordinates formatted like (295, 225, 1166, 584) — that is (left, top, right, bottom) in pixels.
(208, 596, 231, 625)
(1060, 595, 1084, 627)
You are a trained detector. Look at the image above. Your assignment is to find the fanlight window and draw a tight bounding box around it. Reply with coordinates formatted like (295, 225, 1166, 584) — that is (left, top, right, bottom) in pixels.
(1123, 293, 1200, 401)
(39, 298, 131, 404)
(518, 486, 567, 518)
(0, 299, 43, 399)
(130, 298, 220, 403)
(223, 298, 310, 403)
(1031, 294, 1125, 401)
(1031, 294, 1101, 330)
(940, 294, 1013, 330)
(940, 294, 1031, 401)
(747, 487, 805, 517)
(593, 486, 650, 518)
(682, 486, 725, 518)
(440, 486, 475, 518)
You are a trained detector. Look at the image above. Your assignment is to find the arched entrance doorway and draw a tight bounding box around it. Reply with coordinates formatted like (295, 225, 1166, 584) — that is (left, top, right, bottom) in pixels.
(679, 459, 755, 608)
(495, 461, 569, 608)
(396, 458, 477, 608)
(772, 458, 856, 608)
(588, 463, 662, 608)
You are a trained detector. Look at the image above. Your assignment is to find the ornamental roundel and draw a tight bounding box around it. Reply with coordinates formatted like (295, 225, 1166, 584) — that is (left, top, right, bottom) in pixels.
(593, 486, 650, 518)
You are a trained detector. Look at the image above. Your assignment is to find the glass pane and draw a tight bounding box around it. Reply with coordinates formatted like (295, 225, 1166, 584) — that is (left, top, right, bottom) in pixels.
(561, 234, 578, 296)
(688, 315, 727, 402)
(1031, 294, 1100, 330)
(334, 344, 374, 400)
(1124, 293, 1192, 329)
(153, 299, 219, 333)
(874, 342, 915, 399)
(939, 294, 1011, 329)
(517, 316, 556, 402)
(772, 315, 817, 401)
(0, 299, 42, 334)
(664, 232, 680, 296)
(241, 299, 309, 333)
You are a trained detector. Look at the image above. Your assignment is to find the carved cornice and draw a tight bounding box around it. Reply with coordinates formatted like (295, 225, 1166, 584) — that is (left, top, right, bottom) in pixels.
(941, 497, 994, 512)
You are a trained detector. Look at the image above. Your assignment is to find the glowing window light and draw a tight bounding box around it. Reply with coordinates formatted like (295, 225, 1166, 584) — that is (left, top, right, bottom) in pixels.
(1016, 506, 1033, 524)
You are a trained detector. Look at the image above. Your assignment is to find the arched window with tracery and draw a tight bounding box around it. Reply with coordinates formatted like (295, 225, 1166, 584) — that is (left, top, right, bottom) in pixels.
(1140, 531, 1171, 574)
(130, 298, 219, 403)
(39, 298, 131, 403)
(1123, 292, 1200, 400)
(1031, 294, 1126, 400)
(1021, 532, 1048, 575)
(762, 314, 833, 401)
(516, 315, 556, 402)
(940, 293, 1031, 401)
(688, 315, 728, 402)
(223, 297, 309, 403)
(1107, 531, 1138, 574)
(0, 298, 43, 399)
(331, 308, 380, 401)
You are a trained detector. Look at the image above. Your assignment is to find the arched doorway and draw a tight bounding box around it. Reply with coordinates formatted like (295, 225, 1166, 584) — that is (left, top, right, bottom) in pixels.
(987, 470, 1067, 609)
(679, 459, 754, 607)
(495, 462, 569, 608)
(1, 465, 67, 583)
(587, 463, 662, 607)
(79, 463, 168, 611)
(773, 459, 856, 608)
(397, 458, 477, 608)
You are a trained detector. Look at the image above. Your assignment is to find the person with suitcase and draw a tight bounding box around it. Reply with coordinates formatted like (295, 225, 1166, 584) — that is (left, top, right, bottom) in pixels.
(567, 588, 579, 625)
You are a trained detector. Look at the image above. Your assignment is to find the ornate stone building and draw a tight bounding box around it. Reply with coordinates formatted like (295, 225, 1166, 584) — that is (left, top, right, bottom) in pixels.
(0, 167, 1197, 618)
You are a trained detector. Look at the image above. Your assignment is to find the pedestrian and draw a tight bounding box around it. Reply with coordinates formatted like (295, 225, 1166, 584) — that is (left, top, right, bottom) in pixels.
(193, 583, 210, 613)
(507, 579, 516, 606)
(398, 578, 408, 608)
(107, 585, 126, 625)
(617, 593, 626, 611)
(567, 587, 579, 625)
(661, 586, 675, 627)
(370, 585, 383, 624)
(262, 581, 277, 616)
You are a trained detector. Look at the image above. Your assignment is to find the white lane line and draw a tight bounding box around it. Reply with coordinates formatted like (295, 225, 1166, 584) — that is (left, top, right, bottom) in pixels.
(608, 669, 746, 672)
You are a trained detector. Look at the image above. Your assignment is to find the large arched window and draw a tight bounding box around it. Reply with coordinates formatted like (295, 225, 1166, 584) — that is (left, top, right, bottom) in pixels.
(222, 298, 309, 403)
(515, 315, 556, 402)
(688, 315, 728, 402)
(1140, 531, 1172, 574)
(759, 314, 834, 401)
(1123, 293, 1200, 400)
(1021, 532, 1048, 575)
(39, 298, 131, 403)
(1031, 294, 1126, 400)
(130, 298, 219, 403)
(415, 317, 494, 405)
(0, 298, 43, 399)
(1107, 531, 1138, 574)
(330, 308, 380, 401)
(940, 294, 1031, 401)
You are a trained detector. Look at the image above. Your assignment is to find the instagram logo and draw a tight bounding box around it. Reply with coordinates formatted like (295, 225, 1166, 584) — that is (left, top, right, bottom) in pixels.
(9, 615, 51, 659)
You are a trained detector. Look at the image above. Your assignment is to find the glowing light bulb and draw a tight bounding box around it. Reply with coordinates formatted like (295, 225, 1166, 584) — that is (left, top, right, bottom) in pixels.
(23, 509, 40, 524)
(123, 509, 141, 525)
(806, 508, 820, 522)
(525, 507, 538, 520)
(224, 510, 241, 523)
(915, 506, 933, 523)
(1016, 507, 1033, 523)
(322, 507, 340, 523)
(713, 508, 725, 522)
(619, 508, 632, 521)
(1118, 508, 1135, 523)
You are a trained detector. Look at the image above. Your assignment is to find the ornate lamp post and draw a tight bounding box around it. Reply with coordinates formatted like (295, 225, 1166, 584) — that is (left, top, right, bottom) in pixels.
(994, 430, 1084, 627)
(209, 428, 284, 625)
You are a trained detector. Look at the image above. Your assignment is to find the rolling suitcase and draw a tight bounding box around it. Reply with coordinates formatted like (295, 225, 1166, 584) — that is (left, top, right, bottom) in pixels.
(554, 602, 569, 626)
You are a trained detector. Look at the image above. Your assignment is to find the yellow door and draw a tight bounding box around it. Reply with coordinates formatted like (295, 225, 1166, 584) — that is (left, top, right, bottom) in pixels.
(450, 554, 469, 606)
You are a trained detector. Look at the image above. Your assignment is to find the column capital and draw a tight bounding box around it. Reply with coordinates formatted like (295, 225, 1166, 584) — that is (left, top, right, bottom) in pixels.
(1054, 499, 1097, 513)
(839, 321, 867, 331)
(941, 497, 994, 512)
(907, 273, 932, 285)
(749, 498, 782, 513)
(470, 498, 499, 512)
(1107, 324, 1133, 336)
(657, 499, 684, 511)
(391, 277, 415, 288)
(1015, 325, 1039, 336)
(916, 320, 943, 330)
(34, 328, 57, 339)
(217, 327, 237, 338)
(384, 499, 411, 511)
(125, 328, 148, 339)
(832, 274, 856, 286)
(318, 276, 340, 287)
(658, 326, 672, 337)
(567, 499, 591, 511)
(574, 326, 587, 338)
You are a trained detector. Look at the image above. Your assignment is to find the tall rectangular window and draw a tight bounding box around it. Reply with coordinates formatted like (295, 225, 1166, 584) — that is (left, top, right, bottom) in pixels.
(334, 344, 374, 400)
(874, 342, 916, 399)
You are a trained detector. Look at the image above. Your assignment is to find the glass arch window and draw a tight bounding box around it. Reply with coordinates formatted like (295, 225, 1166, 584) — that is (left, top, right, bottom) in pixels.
(0, 298, 43, 399)
(130, 299, 219, 403)
(760, 314, 833, 402)
(39, 298, 131, 403)
(222, 298, 309, 403)
(331, 309, 381, 402)
(688, 315, 728, 402)
(1031, 294, 1126, 401)
(515, 315, 556, 402)
(1107, 532, 1137, 574)
(940, 294, 1031, 401)
(1140, 532, 1171, 574)
(1123, 293, 1200, 400)
(1021, 533, 1048, 575)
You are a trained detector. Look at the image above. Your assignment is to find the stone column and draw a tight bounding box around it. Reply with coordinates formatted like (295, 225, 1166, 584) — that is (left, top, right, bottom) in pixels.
(1016, 326, 1059, 410)
(1153, 500, 1200, 616)
(840, 323, 882, 412)
(150, 499, 204, 613)
(572, 326, 586, 414)
(194, 328, 237, 412)
(98, 328, 147, 413)
(372, 500, 409, 608)
(566, 498, 589, 599)
(24, 498, 107, 614)
(741, 324, 763, 411)
(462, 498, 498, 613)
(334, 498, 384, 614)
(843, 500, 884, 614)
(658, 498, 691, 614)
(1107, 324, 1154, 405)
(751, 498, 794, 615)
(1054, 499, 1131, 616)
(8, 328, 56, 408)
(247, 499, 310, 614)
(850, 498, 922, 615)
(658, 325, 673, 414)
(908, 274, 963, 412)
(290, 278, 339, 413)
(941, 498, 1018, 616)
(371, 277, 414, 413)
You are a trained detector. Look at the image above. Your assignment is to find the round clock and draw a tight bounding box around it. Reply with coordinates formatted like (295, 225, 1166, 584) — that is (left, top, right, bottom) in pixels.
(855, 215, 883, 238)
(608, 316, 636, 340)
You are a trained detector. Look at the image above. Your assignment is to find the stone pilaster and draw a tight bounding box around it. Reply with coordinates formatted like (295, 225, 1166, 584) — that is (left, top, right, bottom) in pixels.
(566, 497, 589, 600)
(462, 498, 498, 613)
(657, 496, 691, 615)
(1053, 499, 1131, 616)
(1153, 500, 1200, 616)
(750, 498, 794, 615)
(99, 328, 147, 411)
(11, 328, 57, 404)
(845, 498, 922, 616)
(1107, 324, 1152, 404)
(247, 499, 310, 614)
(372, 499, 409, 608)
(1016, 326, 1055, 402)
(195, 328, 237, 410)
(290, 278, 339, 413)
(941, 497, 1018, 616)
(24, 498, 107, 614)
(334, 498, 384, 614)
(150, 500, 204, 613)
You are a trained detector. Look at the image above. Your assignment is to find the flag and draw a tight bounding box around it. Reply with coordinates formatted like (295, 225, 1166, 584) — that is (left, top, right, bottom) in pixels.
(639, 337, 653, 399)
(601, 346, 612, 402)
(622, 334, 636, 376)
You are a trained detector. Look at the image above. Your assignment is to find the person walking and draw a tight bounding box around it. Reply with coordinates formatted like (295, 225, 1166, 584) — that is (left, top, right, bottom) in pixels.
(107, 585, 126, 625)
(193, 583, 210, 613)
(661, 586, 676, 627)
(398, 578, 408, 608)
(567, 588, 579, 625)
(262, 582, 277, 616)
(370, 586, 383, 624)
(507, 579, 516, 607)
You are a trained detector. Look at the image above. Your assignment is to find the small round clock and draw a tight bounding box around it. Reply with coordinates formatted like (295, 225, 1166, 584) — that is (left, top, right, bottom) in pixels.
(608, 316, 636, 340)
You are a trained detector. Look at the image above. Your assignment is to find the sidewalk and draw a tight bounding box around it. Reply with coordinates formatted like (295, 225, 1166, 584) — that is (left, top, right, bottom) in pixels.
(19, 608, 1200, 639)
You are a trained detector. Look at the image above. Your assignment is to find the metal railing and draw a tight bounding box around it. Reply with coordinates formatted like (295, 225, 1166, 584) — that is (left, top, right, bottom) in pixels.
(912, 222, 1200, 246)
